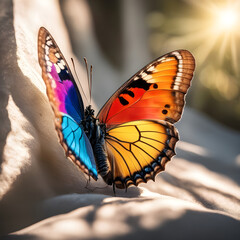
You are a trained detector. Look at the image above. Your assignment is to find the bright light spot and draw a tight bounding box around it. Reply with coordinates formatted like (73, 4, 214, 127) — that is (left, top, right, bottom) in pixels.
(0, 96, 34, 199)
(139, 187, 161, 198)
(177, 141, 209, 156)
(236, 154, 240, 166)
(216, 8, 238, 30)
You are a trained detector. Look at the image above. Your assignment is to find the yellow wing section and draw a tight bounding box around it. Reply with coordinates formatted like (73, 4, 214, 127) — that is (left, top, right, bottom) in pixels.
(105, 120, 179, 189)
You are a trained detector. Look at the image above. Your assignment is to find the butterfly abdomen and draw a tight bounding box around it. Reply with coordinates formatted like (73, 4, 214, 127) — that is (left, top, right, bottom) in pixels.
(93, 140, 112, 185)
(83, 106, 112, 185)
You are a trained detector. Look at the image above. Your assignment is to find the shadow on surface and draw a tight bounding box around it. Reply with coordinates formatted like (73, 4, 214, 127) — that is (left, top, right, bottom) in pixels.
(0, 0, 13, 169)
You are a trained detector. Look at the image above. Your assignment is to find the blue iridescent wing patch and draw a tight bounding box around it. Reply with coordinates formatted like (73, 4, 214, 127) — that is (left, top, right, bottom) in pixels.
(59, 114, 98, 179)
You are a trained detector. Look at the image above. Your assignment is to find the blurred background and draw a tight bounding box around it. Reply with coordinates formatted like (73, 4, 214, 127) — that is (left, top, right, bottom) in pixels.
(59, 0, 240, 131)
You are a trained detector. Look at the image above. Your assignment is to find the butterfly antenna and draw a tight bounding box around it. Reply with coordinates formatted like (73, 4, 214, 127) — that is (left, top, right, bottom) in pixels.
(71, 58, 89, 104)
(85, 177, 90, 188)
(83, 58, 92, 104)
(90, 65, 93, 103)
(111, 157, 116, 196)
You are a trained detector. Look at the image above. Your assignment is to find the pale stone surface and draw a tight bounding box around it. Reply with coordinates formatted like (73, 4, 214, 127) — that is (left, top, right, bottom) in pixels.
(0, 0, 240, 239)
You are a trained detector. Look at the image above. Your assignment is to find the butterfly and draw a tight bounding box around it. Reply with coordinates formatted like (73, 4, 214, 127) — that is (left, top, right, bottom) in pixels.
(38, 27, 195, 191)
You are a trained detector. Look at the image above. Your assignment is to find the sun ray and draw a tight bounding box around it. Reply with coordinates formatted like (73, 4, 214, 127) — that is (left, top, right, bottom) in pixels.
(219, 33, 231, 63)
(195, 31, 222, 64)
(171, 0, 240, 71)
(230, 34, 238, 75)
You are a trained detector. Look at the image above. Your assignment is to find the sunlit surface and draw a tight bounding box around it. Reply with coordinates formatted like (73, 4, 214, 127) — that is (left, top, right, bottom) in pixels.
(177, 141, 209, 156)
(0, 96, 33, 199)
(2, 0, 240, 238)
(161, 158, 240, 218)
(236, 154, 240, 166)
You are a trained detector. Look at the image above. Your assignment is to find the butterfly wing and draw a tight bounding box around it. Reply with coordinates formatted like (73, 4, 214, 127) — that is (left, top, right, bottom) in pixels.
(99, 50, 195, 188)
(105, 120, 178, 188)
(38, 27, 97, 179)
(97, 50, 195, 127)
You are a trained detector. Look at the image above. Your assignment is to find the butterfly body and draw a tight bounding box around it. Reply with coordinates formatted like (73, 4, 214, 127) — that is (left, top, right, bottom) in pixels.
(81, 105, 111, 184)
(38, 27, 195, 190)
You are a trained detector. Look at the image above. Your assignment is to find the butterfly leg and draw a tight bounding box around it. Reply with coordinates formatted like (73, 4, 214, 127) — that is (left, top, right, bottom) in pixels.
(112, 154, 116, 196)
(84, 175, 91, 190)
(113, 182, 116, 196)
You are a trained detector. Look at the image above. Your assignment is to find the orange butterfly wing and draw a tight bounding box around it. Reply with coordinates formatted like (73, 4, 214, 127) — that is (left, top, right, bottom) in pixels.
(97, 50, 195, 188)
(97, 50, 195, 127)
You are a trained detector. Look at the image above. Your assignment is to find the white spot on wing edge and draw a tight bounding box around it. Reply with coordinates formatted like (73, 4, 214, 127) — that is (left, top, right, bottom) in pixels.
(47, 66, 51, 72)
(177, 72, 183, 77)
(140, 72, 147, 78)
(60, 59, 66, 66)
(172, 51, 182, 60)
(54, 64, 61, 73)
(47, 61, 52, 66)
(55, 53, 60, 58)
(174, 76, 182, 83)
(171, 51, 184, 78)
(147, 66, 155, 72)
(143, 75, 152, 80)
(161, 58, 172, 63)
(58, 62, 64, 70)
(47, 73, 53, 79)
(45, 45, 49, 54)
(51, 79, 57, 88)
(173, 85, 180, 90)
(47, 40, 53, 46)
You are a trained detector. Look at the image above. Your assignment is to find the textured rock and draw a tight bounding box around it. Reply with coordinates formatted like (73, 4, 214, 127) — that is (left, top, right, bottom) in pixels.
(0, 0, 240, 239)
